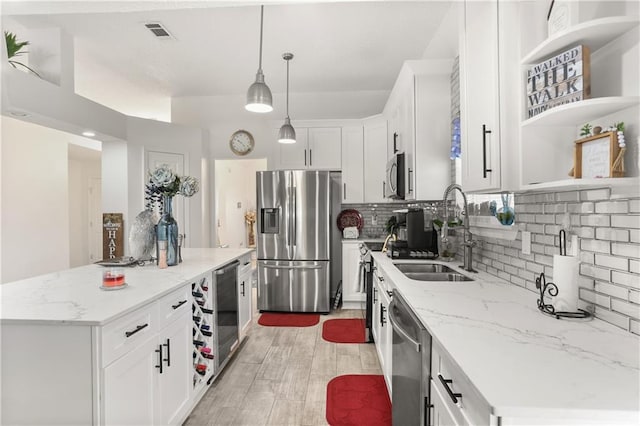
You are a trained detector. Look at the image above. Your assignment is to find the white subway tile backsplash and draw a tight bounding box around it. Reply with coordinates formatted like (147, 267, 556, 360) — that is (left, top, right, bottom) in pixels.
(594, 201, 629, 214)
(544, 224, 561, 235)
(629, 199, 640, 213)
(611, 243, 640, 259)
(535, 193, 556, 203)
(574, 227, 595, 239)
(594, 254, 629, 271)
(580, 215, 611, 227)
(580, 188, 611, 201)
(535, 214, 556, 224)
(630, 229, 640, 243)
(580, 252, 595, 264)
(580, 239, 611, 253)
(526, 261, 544, 274)
(611, 215, 640, 229)
(630, 319, 640, 336)
(610, 298, 640, 320)
(581, 264, 611, 281)
(556, 191, 580, 202)
(594, 306, 629, 330)
(595, 227, 630, 242)
(580, 288, 611, 309)
(629, 290, 640, 304)
(568, 202, 594, 214)
(510, 275, 526, 287)
(611, 271, 640, 289)
(545, 204, 566, 214)
(534, 254, 553, 267)
(526, 224, 545, 234)
(594, 282, 630, 300)
(630, 260, 640, 274)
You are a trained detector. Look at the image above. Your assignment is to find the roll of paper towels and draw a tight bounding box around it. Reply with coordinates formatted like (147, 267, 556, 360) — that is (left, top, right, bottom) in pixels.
(552, 255, 580, 312)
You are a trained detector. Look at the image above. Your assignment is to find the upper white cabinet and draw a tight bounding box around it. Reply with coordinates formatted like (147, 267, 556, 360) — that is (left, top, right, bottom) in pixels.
(384, 61, 452, 200)
(341, 126, 365, 203)
(274, 127, 342, 170)
(518, 4, 640, 190)
(363, 115, 389, 202)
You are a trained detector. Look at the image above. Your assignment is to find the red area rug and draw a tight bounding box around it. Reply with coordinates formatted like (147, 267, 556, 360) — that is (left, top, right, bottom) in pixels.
(257, 312, 320, 327)
(322, 318, 366, 343)
(326, 375, 391, 426)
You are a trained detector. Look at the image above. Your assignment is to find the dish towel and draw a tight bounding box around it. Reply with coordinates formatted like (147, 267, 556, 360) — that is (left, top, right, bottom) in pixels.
(343, 227, 359, 239)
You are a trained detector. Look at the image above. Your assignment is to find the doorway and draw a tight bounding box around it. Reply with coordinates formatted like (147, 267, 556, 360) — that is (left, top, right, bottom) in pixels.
(214, 159, 267, 248)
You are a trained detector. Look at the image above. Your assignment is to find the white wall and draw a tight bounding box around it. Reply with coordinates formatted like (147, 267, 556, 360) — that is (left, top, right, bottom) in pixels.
(68, 146, 101, 267)
(1, 117, 70, 283)
(214, 159, 267, 248)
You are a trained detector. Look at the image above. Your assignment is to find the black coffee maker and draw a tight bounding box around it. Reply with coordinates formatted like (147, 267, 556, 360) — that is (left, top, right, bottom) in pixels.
(406, 209, 439, 254)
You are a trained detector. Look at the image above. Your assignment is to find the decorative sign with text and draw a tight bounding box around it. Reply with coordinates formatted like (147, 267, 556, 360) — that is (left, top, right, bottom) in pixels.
(573, 131, 623, 179)
(526, 44, 590, 118)
(103, 213, 124, 259)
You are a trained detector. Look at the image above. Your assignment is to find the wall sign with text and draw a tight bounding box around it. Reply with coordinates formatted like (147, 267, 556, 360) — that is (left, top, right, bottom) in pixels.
(103, 213, 124, 259)
(573, 131, 623, 179)
(526, 44, 591, 118)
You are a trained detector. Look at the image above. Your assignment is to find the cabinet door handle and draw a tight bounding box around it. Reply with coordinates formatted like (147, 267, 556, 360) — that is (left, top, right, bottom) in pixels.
(155, 344, 163, 374)
(408, 168, 413, 193)
(343, 183, 347, 200)
(380, 304, 387, 326)
(393, 132, 398, 153)
(309, 149, 313, 166)
(172, 299, 187, 310)
(373, 287, 377, 304)
(163, 338, 171, 367)
(482, 124, 493, 178)
(424, 397, 433, 426)
(438, 374, 462, 404)
(241, 280, 246, 297)
(382, 181, 386, 198)
(125, 323, 148, 338)
(304, 149, 307, 166)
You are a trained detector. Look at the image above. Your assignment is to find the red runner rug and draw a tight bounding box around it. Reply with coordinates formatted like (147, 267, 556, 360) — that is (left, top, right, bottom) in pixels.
(257, 312, 320, 327)
(326, 375, 391, 426)
(322, 318, 366, 343)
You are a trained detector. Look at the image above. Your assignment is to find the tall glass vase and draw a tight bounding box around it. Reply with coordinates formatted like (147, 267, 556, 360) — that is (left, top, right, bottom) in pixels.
(157, 195, 179, 266)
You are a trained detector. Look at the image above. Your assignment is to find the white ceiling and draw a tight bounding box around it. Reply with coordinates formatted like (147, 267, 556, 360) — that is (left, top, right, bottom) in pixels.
(3, 1, 456, 121)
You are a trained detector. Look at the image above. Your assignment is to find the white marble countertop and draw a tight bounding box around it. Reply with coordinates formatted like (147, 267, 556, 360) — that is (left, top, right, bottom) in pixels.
(0, 248, 252, 326)
(372, 252, 640, 423)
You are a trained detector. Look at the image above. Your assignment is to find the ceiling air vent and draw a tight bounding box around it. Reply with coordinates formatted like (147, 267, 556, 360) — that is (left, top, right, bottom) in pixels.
(144, 22, 173, 39)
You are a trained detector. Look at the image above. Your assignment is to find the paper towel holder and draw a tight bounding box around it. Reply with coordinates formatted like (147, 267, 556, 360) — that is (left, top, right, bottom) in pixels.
(535, 273, 591, 320)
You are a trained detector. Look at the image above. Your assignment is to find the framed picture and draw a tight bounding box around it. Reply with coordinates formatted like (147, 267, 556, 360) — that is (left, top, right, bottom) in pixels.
(573, 131, 623, 178)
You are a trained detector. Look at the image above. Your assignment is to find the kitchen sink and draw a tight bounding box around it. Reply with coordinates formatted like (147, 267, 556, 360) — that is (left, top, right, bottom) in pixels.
(393, 263, 474, 282)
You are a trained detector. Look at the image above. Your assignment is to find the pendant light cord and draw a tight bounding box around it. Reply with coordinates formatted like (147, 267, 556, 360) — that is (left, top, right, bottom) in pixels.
(285, 58, 290, 118)
(258, 5, 264, 72)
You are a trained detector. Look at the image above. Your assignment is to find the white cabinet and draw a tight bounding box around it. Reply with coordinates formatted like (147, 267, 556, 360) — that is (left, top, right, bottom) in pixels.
(275, 127, 341, 170)
(430, 378, 462, 426)
(518, 9, 639, 190)
(372, 265, 392, 394)
(341, 241, 364, 308)
(384, 61, 452, 200)
(363, 116, 389, 202)
(103, 287, 192, 426)
(237, 254, 253, 339)
(103, 336, 159, 425)
(341, 126, 365, 203)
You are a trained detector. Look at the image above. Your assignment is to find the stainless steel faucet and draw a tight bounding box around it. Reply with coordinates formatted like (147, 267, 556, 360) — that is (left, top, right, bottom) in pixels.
(442, 184, 477, 272)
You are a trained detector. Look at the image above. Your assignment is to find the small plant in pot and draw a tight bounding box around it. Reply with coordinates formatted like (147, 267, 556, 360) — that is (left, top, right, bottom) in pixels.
(4, 31, 40, 77)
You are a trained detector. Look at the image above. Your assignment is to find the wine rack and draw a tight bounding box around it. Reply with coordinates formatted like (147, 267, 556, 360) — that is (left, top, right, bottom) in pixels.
(191, 272, 216, 392)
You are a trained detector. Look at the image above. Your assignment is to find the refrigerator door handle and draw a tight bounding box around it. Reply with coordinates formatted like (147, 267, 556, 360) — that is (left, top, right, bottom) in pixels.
(261, 264, 322, 270)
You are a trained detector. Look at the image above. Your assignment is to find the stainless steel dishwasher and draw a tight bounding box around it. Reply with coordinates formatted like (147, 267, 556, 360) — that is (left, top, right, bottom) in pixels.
(214, 260, 239, 371)
(389, 291, 432, 426)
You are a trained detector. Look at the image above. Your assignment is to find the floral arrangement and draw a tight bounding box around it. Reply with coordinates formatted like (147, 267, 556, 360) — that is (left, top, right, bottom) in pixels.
(145, 164, 199, 212)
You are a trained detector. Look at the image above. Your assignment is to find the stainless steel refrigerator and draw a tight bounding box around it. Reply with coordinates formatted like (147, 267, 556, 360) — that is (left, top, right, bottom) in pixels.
(256, 170, 332, 313)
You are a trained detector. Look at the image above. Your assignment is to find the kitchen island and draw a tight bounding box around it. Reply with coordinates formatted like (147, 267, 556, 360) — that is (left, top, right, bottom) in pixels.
(373, 252, 640, 425)
(1, 248, 252, 425)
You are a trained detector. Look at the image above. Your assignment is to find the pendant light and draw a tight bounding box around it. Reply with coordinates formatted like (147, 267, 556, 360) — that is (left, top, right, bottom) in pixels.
(278, 53, 296, 144)
(245, 5, 273, 113)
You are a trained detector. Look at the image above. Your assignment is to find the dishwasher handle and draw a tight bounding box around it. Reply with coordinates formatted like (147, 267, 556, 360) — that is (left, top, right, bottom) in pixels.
(388, 299, 421, 352)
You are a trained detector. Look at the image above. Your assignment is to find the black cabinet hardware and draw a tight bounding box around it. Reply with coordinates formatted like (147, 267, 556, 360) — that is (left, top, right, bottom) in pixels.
(438, 374, 462, 404)
(343, 183, 347, 199)
(380, 304, 387, 326)
(193, 340, 205, 347)
(482, 124, 493, 178)
(304, 150, 307, 166)
(243, 261, 250, 266)
(241, 280, 246, 297)
(382, 181, 385, 198)
(125, 323, 148, 338)
(424, 397, 433, 426)
(163, 339, 171, 367)
(373, 287, 377, 304)
(393, 132, 398, 153)
(201, 307, 213, 315)
(309, 149, 313, 166)
(172, 299, 188, 309)
(155, 345, 163, 374)
(408, 168, 413, 193)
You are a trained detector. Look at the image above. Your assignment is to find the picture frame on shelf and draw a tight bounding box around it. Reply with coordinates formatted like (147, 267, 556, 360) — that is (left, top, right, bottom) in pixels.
(573, 131, 623, 179)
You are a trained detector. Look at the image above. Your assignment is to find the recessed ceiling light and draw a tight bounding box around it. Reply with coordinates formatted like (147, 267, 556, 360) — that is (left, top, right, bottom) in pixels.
(82, 131, 96, 137)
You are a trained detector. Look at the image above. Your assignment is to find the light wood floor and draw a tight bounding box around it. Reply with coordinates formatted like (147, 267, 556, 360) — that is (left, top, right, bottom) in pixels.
(183, 296, 381, 425)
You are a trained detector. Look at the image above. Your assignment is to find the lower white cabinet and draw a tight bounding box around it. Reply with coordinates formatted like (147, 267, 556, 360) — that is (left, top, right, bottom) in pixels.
(103, 290, 192, 426)
(237, 254, 253, 339)
(341, 241, 364, 309)
(430, 378, 461, 426)
(372, 266, 392, 394)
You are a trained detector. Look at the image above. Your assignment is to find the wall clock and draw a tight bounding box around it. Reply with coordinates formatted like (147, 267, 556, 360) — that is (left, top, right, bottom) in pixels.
(229, 130, 255, 156)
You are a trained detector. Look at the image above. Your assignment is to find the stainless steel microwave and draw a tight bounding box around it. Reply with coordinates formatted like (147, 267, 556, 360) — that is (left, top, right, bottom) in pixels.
(385, 152, 405, 199)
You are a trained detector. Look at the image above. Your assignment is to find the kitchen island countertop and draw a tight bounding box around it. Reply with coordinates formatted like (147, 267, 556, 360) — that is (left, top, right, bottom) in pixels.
(372, 252, 640, 424)
(0, 248, 252, 326)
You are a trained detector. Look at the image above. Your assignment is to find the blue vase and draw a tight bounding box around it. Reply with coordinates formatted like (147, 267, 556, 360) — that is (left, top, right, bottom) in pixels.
(157, 195, 179, 266)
